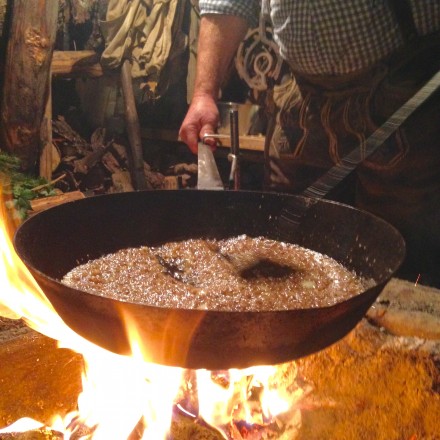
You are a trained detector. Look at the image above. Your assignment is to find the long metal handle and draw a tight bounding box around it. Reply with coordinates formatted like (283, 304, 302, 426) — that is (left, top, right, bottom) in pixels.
(280, 69, 440, 226)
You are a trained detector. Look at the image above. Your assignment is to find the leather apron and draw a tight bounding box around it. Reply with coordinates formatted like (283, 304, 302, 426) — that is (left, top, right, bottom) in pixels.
(264, 1, 440, 285)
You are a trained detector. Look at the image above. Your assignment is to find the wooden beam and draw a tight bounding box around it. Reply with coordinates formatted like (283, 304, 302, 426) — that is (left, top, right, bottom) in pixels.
(51, 50, 104, 78)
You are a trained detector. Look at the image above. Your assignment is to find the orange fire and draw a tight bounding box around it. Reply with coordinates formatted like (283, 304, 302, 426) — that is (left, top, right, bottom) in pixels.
(0, 181, 303, 439)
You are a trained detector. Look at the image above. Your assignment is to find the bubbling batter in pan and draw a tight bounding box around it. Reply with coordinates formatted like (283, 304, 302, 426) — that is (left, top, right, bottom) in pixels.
(62, 235, 368, 312)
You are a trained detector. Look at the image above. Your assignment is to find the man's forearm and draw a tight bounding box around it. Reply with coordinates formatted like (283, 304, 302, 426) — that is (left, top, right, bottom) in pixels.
(193, 14, 249, 100)
(179, 14, 249, 151)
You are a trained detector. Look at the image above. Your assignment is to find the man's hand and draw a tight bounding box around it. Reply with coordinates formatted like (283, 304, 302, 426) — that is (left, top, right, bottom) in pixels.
(178, 14, 249, 154)
(179, 94, 219, 154)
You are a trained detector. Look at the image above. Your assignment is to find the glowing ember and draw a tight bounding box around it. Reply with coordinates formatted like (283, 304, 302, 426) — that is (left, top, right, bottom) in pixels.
(0, 180, 303, 439)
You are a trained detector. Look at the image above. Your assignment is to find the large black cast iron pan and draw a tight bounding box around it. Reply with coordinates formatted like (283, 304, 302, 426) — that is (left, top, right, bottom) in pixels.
(14, 190, 405, 370)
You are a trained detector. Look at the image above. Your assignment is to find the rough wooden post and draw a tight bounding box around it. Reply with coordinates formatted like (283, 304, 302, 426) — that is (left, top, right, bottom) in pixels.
(0, 0, 58, 172)
(120, 59, 148, 190)
(39, 63, 55, 180)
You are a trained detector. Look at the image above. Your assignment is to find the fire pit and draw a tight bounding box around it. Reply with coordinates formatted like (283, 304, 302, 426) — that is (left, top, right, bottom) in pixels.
(0, 185, 438, 439)
(1, 278, 440, 439)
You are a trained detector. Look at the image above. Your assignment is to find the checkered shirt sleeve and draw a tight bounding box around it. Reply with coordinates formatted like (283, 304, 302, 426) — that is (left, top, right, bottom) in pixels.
(199, 0, 260, 27)
(199, 0, 440, 75)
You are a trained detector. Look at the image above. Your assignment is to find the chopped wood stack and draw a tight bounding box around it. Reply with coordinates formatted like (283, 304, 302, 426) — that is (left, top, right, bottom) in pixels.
(27, 116, 198, 214)
(48, 116, 164, 195)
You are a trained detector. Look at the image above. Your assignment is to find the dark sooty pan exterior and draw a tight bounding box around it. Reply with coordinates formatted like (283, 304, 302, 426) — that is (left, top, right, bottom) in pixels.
(14, 190, 405, 370)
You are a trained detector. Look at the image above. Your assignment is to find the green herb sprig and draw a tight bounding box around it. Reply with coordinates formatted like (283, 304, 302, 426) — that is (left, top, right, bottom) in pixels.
(0, 152, 57, 219)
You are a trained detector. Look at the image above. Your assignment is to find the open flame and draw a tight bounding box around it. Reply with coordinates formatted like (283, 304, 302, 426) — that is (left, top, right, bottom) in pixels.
(0, 181, 304, 439)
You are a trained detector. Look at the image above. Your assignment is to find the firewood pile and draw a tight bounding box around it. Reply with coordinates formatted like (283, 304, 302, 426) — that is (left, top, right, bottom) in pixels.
(33, 116, 197, 214)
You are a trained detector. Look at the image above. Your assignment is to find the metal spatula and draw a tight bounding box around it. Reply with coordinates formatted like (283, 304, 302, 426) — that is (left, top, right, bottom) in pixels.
(197, 142, 224, 190)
